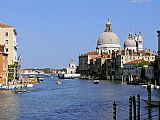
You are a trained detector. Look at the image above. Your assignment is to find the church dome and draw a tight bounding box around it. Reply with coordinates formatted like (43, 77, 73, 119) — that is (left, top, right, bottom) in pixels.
(124, 33, 136, 47)
(97, 32, 120, 45)
(97, 19, 120, 45)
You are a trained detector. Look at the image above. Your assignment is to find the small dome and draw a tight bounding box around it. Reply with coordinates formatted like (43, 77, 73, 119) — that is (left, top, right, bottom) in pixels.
(124, 33, 136, 47)
(97, 32, 120, 45)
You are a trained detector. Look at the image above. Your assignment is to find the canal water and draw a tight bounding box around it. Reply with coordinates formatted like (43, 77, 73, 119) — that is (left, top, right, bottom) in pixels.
(0, 76, 159, 120)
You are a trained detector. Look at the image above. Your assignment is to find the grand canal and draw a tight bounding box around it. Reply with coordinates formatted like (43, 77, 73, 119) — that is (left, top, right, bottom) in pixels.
(0, 76, 159, 120)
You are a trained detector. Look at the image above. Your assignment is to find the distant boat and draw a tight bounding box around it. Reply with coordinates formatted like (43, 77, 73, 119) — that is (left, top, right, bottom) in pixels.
(94, 80, 100, 84)
(56, 80, 61, 85)
(26, 84, 34, 88)
(14, 88, 26, 94)
(142, 84, 160, 89)
(37, 76, 44, 82)
(58, 74, 80, 79)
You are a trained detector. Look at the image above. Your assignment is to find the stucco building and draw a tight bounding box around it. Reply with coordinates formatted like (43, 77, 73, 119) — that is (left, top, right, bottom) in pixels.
(0, 45, 8, 86)
(0, 23, 18, 65)
(67, 59, 77, 74)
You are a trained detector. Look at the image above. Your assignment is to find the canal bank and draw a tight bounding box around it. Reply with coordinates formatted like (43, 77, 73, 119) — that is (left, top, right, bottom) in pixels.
(0, 76, 159, 120)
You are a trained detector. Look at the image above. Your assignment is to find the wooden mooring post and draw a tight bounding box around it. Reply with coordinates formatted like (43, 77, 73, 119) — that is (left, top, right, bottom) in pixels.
(129, 96, 132, 120)
(113, 101, 116, 120)
(147, 84, 151, 106)
(133, 96, 136, 120)
(137, 94, 140, 120)
(159, 101, 160, 120)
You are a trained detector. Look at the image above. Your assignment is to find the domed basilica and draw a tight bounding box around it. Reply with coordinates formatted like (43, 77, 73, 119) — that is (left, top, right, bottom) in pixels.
(96, 19, 143, 53)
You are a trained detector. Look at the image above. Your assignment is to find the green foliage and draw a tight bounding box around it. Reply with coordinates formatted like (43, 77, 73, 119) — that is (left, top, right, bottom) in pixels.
(8, 61, 16, 81)
(44, 68, 52, 73)
(135, 61, 151, 67)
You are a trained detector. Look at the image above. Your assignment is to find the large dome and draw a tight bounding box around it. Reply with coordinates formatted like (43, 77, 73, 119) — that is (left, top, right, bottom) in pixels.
(124, 33, 136, 47)
(97, 32, 120, 45)
(96, 19, 121, 54)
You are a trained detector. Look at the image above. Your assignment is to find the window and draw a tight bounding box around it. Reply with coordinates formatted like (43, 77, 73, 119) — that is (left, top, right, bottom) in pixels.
(6, 48, 8, 52)
(5, 40, 8, 44)
(5, 32, 8, 36)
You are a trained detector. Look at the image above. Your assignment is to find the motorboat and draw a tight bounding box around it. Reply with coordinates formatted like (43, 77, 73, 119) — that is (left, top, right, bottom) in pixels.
(142, 84, 160, 89)
(14, 88, 26, 94)
(26, 84, 34, 88)
(94, 80, 100, 84)
(58, 74, 80, 79)
(56, 80, 61, 85)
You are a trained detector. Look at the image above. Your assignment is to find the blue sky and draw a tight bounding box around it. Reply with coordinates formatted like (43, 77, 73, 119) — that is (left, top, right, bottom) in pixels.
(0, 0, 159, 69)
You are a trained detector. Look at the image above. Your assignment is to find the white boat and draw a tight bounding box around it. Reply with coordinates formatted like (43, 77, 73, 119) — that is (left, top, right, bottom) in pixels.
(94, 80, 100, 84)
(14, 88, 26, 94)
(26, 84, 34, 88)
(56, 80, 61, 85)
(142, 84, 160, 89)
(58, 74, 80, 79)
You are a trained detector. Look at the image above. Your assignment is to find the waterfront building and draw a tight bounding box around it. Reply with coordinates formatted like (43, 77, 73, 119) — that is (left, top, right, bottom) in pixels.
(0, 22, 19, 83)
(0, 23, 18, 64)
(79, 51, 99, 77)
(89, 53, 112, 79)
(123, 59, 154, 82)
(109, 49, 155, 80)
(157, 30, 160, 84)
(67, 59, 77, 74)
(79, 19, 156, 80)
(0, 45, 8, 86)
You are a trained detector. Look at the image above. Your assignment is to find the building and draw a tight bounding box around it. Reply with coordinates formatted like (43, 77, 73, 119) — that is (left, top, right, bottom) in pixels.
(124, 32, 143, 52)
(79, 51, 99, 77)
(123, 59, 154, 83)
(89, 53, 112, 79)
(0, 22, 19, 82)
(67, 59, 77, 74)
(0, 45, 8, 86)
(157, 30, 160, 84)
(0, 23, 18, 64)
(79, 19, 156, 80)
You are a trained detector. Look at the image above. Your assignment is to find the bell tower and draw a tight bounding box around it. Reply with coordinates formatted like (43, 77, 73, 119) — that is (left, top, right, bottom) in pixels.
(137, 32, 143, 51)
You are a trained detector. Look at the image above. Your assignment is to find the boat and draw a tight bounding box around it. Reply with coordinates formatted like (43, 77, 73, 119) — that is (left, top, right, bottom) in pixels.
(37, 76, 44, 82)
(56, 80, 61, 85)
(143, 100, 160, 107)
(26, 84, 34, 88)
(14, 88, 26, 94)
(142, 84, 160, 89)
(58, 73, 80, 79)
(94, 80, 100, 84)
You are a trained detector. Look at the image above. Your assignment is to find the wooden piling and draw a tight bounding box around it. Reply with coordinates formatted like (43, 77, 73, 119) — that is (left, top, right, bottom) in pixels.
(137, 94, 140, 120)
(133, 96, 136, 120)
(147, 83, 151, 106)
(159, 101, 160, 120)
(129, 96, 132, 120)
(113, 101, 116, 120)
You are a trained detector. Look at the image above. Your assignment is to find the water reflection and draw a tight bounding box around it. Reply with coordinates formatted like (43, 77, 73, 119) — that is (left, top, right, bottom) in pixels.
(0, 90, 18, 120)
